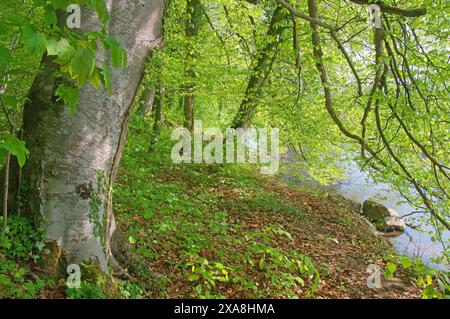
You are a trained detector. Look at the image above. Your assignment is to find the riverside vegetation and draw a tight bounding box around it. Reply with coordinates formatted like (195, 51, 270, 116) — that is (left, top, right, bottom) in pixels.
(1, 123, 449, 298)
(0, 0, 449, 299)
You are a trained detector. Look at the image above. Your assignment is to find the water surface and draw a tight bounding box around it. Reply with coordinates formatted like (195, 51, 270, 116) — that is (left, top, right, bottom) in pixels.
(330, 160, 448, 270)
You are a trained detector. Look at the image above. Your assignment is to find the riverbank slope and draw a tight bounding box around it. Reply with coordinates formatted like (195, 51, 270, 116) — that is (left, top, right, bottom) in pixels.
(0, 129, 421, 298)
(111, 129, 420, 298)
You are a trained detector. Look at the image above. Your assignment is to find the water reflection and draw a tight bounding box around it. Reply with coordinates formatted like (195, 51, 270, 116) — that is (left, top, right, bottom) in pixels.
(330, 160, 448, 270)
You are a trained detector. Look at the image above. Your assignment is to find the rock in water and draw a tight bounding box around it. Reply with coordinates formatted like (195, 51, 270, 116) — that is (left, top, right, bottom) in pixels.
(384, 208, 406, 232)
(362, 199, 390, 221)
(362, 200, 405, 233)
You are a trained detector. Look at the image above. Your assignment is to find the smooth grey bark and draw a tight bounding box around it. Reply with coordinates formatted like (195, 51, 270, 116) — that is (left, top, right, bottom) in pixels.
(20, 0, 165, 273)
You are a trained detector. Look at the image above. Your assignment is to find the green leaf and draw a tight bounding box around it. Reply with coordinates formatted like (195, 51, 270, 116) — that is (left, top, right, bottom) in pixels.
(55, 84, 80, 113)
(95, 0, 109, 25)
(1, 95, 18, 107)
(312, 272, 321, 292)
(1, 135, 29, 167)
(400, 257, 412, 269)
(51, 0, 68, 10)
(422, 285, 436, 298)
(128, 236, 136, 244)
(102, 60, 112, 94)
(90, 67, 103, 89)
(0, 45, 10, 69)
(44, 5, 58, 27)
(2, 13, 28, 25)
(69, 47, 96, 86)
(0, 274, 12, 286)
(105, 38, 126, 69)
(385, 262, 397, 280)
(387, 262, 397, 274)
(112, 44, 124, 69)
(47, 38, 70, 56)
(188, 274, 200, 281)
(142, 208, 154, 219)
(195, 284, 202, 294)
(259, 257, 265, 270)
(21, 24, 47, 55)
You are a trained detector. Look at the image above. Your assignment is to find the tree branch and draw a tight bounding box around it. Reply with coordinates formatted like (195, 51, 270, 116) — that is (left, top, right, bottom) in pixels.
(276, 0, 362, 96)
(275, 0, 336, 30)
(349, 0, 427, 17)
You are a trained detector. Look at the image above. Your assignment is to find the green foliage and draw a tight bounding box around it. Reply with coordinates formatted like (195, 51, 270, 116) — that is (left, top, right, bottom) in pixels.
(105, 37, 127, 69)
(400, 256, 413, 270)
(0, 216, 43, 261)
(241, 193, 306, 220)
(46, 38, 69, 56)
(65, 263, 108, 299)
(384, 262, 397, 280)
(117, 279, 145, 299)
(0, 0, 449, 300)
(20, 23, 47, 55)
(114, 126, 321, 299)
(66, 281, 106, 299)
(54, 84, 80, 113)
(1, 0, 126, 116)
(0, 45, 9, 69)
(0, 259, 51, 299)
(389, 255, 450, 299)
(186, 256, 231, 299)
(0, 216, 50, 299)
(0, 0, 127, 170)
(146, 0, 450, 265)
(0, 134, 29, 167)
(69, 47, 96, 87)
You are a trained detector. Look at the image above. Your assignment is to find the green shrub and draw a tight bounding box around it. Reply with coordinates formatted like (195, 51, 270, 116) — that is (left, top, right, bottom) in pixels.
(0, 216, 43, 261)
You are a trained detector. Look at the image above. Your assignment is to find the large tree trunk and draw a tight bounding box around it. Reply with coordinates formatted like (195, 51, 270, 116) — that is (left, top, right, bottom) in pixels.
(20, 0, 165, 273)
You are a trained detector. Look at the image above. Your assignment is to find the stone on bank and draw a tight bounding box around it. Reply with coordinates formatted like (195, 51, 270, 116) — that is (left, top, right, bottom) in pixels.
(362, 199, 405, 233)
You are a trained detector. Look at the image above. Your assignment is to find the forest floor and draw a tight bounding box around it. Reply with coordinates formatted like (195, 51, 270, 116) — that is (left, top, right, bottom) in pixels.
(0, 127, 422, 299)
(110, 128, 422, 299)
(115, 167, 420, 298)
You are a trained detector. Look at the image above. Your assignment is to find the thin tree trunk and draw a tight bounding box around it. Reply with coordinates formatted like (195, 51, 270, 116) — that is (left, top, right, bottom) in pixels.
(231, 5, 286, 130)
(138, 85, 156, 117)
(183, 0, 202, 132)
(183, 95, 194, 132)
(2, 150, 10, 236)
(19, 0, 165, 273)
(151, 80, 165, 149)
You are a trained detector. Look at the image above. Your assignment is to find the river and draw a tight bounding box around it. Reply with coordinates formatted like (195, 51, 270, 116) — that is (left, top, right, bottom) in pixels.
(279, 152, 449, 270)
(329, 160, 448, 270)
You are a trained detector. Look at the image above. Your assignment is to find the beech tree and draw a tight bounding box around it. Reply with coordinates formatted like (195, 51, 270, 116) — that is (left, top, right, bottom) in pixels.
(15, 0, 166, 272)
(182, 0, 203, 132)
